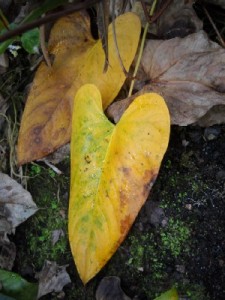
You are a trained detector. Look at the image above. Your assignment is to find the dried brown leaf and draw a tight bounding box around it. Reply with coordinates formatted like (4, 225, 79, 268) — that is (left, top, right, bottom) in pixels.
(197, 105, 225, 126)
(36, 260, 71, 299)
(96, 276, 131, 300)
(0, 172, 38, 234)
(108, 31, 225, 126)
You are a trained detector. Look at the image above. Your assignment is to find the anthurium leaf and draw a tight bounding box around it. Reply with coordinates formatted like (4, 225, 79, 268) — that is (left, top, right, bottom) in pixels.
(69, 84, 170, 284)
(0, 293, 16, 300)
(17, 11, 141, 165)
(21, 28, 39, 54)
(0, 24, 19, 55)
(22, 0, 68, 24)
(0, 269, 38, 300)
(154, 287, 178, 300)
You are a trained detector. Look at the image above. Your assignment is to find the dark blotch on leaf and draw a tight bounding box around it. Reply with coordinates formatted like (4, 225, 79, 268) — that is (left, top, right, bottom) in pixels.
(85, 155, 91, 163)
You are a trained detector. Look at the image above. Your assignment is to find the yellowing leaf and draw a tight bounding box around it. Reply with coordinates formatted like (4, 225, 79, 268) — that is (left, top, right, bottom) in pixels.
(69, 84, 170, 284)
(17, 12, 141, 165)
(154, 287, 178, 300)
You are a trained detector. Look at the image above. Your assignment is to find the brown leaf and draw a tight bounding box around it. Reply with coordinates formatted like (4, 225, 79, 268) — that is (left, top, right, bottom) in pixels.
(0, 172, 38, 234)
(96, 276, 131, 300)
(36, 260, 71, 299)
(51, 229, 65, 246)
(108, 31, 225, 126)
(197, 105, 225, 126)
(42, 143, 70, 164)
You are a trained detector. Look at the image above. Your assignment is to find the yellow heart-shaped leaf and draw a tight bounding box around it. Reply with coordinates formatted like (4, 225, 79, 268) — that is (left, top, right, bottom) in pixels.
(69, 84, 170, 284)
(17, 12, 141, 165)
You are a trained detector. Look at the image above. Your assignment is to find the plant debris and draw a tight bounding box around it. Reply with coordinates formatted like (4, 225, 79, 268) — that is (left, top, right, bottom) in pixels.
(108, 31, 225, 126)
(36, 260, 71, 299)
(0, 172, 38, 236)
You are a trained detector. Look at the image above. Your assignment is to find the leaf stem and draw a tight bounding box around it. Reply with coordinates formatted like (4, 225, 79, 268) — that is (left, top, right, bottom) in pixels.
(203, 6, 225, 48)
(0, 0, 100, 43)
(128, 0, 158, 97)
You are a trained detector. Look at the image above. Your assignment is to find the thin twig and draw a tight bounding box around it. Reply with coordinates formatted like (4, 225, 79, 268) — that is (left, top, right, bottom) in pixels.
(0, 0, 100, 43)
(203, 6, 225, 48)
(128, 0, 158, 97)
(40, 23, 52, 67)
(121, 0, 130, 14)
(0, 13, 9, 30)
(140, 0, 172, 24)
(111, 0, 129, 76)
(140, 0, 151, 24)
(150, 0, 173, 23)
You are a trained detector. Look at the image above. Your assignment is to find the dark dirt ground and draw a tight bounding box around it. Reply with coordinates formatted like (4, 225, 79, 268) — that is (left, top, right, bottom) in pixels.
(11, 124, 225, 300)
(1, 2, 225, 300)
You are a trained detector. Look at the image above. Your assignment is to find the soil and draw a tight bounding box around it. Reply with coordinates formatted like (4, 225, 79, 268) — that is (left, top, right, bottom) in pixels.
(1, 2, 225, 300)
(12, 124, 225, 300)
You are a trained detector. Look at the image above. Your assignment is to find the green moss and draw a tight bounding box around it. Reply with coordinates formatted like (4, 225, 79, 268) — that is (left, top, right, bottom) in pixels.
(176, 282, 210, 300)
(124, 232, 169, 298)
(160, 218, 190, 258)
(16, 163, 71, 270)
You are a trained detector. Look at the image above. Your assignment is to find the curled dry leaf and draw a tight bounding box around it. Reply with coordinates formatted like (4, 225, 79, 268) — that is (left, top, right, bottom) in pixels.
(51, 229, 65, 246)
(96, 276, 131, 300)
(69, 84, 170, 284)
(17, 11, 141, 165)
(0, 172, 38, 235)
(108, 31, 225, 126)
(197, 105, 225, 126)
(36, 260, 71, 299)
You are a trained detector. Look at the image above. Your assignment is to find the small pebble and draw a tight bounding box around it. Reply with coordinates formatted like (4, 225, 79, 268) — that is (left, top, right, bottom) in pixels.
(185, 204, 192, 210)
(216, 170, 225, 181)
(176, 264, 185, 273)
(182, 139, 189, 147)
(145, 202, 165, 227)
(188, 129, 202, 143)
(57, 291, 65, 299)
(161, 217, 168, 228)
(204, 127, 221, 141)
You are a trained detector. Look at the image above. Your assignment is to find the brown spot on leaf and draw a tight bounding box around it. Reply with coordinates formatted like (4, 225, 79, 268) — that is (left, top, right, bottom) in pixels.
(85, 155, 91, 163)
(120, 215, 131, 236)
(143, 170, 158, 197)
(119, 167, 131, 176)
(33, 126, 42, 135)
(119, 190, 127, 208)
(34, 137, 41, 144)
